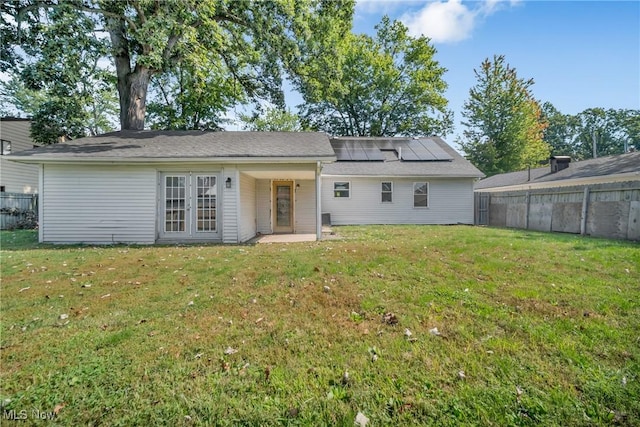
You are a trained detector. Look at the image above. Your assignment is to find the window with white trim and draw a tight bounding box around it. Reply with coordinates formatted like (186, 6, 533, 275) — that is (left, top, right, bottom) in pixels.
(381, 181, 392, 203)
(333, 181, 350, 198)
(413, 182, 429, 207)
(1, 140, 11, 155)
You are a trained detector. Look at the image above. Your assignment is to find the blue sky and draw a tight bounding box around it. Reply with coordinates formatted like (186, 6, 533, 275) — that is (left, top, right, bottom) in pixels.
(286, 0, 640, 146)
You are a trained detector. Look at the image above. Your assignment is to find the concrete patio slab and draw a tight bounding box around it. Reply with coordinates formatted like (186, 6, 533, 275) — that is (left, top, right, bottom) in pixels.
(255, 234, 317, 243)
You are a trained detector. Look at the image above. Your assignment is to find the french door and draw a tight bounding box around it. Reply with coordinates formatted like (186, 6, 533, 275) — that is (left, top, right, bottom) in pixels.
(160, 173, 220, 240)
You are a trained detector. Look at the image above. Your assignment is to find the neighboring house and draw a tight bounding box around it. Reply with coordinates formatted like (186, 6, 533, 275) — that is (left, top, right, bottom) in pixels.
(6, 130, 335, 244)
(0, 117, 39, 193)
(475, 153, 640, 192)
(321, 137, 484, 225)
(474, 153, 640, 241)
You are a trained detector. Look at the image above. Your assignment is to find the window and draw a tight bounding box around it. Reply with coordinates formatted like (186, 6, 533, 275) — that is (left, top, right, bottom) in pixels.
(381, 181, 393, 203)
(1, 140, 11, 155)
(333, 181, 350, 198)
(413, 182, 429, 207)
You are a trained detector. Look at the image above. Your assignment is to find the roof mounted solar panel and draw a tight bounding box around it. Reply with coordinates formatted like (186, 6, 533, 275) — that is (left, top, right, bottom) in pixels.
(407, 140, 436, 160)
(421, 138, 453, 160)
(395, 141, 419, 161)
(331, 139, 384, 161)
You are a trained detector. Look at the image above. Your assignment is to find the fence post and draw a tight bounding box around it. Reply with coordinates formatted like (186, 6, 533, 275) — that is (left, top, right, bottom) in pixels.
(525, 191, 530, 230)
(580, 186, 590, 235)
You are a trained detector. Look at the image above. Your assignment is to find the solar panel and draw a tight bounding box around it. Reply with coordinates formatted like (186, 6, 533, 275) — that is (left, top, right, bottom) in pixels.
(420, 138, 453, 160)
(331, 139, 384, 161)
(373, 140, 395, 151)
(331, 138, 452, 162)
(407, 140, 436, 160)
(395, 141, 419, 161)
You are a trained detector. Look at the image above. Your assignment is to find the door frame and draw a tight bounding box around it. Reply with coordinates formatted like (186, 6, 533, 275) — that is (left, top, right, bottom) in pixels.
(158, 171, 221, 241)
(272, 180, 294, 234)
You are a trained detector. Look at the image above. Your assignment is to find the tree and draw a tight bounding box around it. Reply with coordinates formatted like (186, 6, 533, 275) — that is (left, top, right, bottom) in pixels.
(459, 55, 549, 176)
(1, 3, 117, 143)
(8, 0, 355, 131)
(540, 105, 640, 160)
(573, 108, 639, 159)
(297, 16, 452, 137)
(540, 102, 581, 157)
(239, 106, 303, 132)
(146, 61, 243, 131)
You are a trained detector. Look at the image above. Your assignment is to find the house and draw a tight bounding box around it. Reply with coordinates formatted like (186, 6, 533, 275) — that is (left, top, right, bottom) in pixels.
(6, 131, 483, 244)
(475, 153, 640, 192)
(0, 117, 39, 193)
(474, 153, 640, 240)
(6, 130, 335, 244)
(321, 137, 484, 225)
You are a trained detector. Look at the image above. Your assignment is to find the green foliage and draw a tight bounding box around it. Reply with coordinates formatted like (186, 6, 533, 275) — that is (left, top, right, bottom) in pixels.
(459, 55, 550, 176)
(541, 104, 639, 160)
(6, 0, 355, 131)
(239, 106, 303, 132)
(146, 62, 242, 131)
(1, 3, 117, 143)
(297, 16, 452, 137)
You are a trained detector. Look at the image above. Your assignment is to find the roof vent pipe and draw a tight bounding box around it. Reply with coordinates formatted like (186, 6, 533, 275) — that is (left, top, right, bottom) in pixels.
(398, 147, 402, 160)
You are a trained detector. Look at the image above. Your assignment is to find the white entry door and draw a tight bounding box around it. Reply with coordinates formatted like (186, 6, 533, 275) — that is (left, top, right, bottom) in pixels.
(160, 173, 220, 240)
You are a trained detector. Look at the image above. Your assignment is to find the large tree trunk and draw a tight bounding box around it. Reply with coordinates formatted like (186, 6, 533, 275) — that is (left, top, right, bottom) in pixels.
(119, 66, 151, 130)
(107, 17, 151, 131)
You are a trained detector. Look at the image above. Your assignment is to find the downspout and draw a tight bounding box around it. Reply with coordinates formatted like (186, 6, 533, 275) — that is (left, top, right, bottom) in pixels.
(316, 161, 322, 240)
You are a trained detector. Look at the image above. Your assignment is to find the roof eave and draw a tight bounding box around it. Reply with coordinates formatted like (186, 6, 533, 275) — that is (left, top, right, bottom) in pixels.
(6, 155, 337, 165)
(321, 172, 484, 178)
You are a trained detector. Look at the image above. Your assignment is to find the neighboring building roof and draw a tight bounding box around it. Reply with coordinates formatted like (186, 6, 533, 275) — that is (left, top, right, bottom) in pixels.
(475, 151, 640, 191)
(322, 136, 484, 178)
(6, 130, 336, 163)
(0, 117, 32, 122)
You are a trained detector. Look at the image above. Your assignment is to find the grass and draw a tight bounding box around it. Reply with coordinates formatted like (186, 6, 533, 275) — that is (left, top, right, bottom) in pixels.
(1, 226, 639, 426)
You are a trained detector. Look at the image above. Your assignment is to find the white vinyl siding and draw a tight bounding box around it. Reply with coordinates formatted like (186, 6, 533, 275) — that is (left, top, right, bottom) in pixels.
(239, 172, 257, 242)
(295, 180, 316, 233)
(321, 177, 475, 225)
(0, 120, 39, 193)
(222, 167, 239, 243)
(41, 165, 157, 243)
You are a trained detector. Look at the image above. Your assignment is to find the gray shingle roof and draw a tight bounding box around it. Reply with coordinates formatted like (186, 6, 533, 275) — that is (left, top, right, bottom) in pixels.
(322, 136, 484, 178)
(6, 130, 335, 161)
(475, 151, 640, 190)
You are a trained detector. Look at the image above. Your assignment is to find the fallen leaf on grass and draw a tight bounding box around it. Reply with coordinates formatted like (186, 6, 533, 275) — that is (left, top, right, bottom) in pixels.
(355, 411, 369, 426)
(382, 312, 398, 325)
(429, 327, 441, 336)
(224, 347, 238, 355)
(53, 403, 65, 415)
(18, 287, 30, 292)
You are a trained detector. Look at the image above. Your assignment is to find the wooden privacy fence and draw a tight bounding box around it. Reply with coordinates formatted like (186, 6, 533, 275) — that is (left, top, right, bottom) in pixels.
(1, 192, 38, 230)
(475, 181, 640, 241)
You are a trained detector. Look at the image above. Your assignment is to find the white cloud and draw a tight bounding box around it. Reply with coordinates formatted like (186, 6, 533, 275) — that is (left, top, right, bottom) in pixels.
(401, 0, 520, 44)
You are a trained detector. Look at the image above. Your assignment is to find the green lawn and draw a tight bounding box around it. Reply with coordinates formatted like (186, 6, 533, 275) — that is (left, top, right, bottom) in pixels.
(1, 226, 638, 426)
